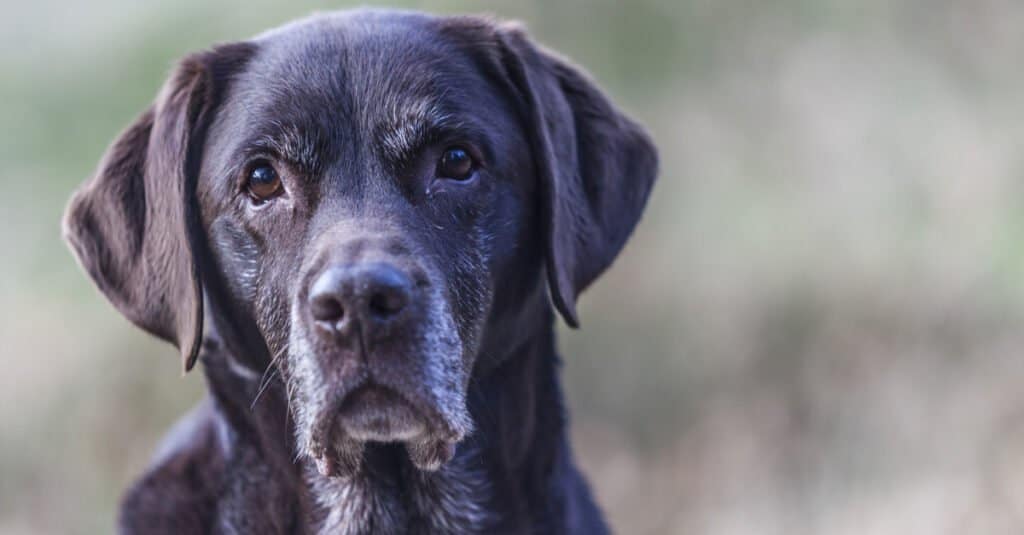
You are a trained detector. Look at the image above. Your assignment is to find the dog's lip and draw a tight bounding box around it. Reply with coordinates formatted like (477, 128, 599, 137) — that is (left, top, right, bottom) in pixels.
(306, 375, 471, 476)
(335, 384, 427, 441)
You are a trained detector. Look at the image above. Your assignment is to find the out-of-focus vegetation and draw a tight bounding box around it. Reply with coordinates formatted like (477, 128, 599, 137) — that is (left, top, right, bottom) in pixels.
(3, 1, 1024, 533)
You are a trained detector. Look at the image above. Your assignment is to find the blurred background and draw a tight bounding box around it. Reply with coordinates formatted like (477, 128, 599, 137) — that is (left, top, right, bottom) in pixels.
(3, 0, 1024, 533)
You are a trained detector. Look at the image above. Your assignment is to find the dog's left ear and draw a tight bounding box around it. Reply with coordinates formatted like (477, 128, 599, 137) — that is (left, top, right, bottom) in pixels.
(487, 23, 658, 327)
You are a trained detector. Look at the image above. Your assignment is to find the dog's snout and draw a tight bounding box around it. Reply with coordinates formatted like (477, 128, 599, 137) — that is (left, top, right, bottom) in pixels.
(308, 262, 414, 333)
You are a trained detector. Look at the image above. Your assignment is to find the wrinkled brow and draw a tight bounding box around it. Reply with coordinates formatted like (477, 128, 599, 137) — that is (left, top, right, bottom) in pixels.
(375, 99, 490, 165)
(241, 120, 328, 173)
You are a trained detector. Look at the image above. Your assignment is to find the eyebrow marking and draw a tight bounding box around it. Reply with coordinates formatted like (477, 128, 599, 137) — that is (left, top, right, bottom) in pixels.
(376, 98, 456, 163)
(245, 119, 326, 173)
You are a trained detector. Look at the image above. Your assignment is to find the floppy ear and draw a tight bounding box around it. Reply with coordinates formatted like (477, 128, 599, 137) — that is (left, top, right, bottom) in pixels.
(62, 43, 255, 372)
(494, 25, 658, 327)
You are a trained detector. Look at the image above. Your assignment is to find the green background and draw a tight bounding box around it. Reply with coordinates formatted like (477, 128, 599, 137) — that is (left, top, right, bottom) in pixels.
(3, 1, 1024, 533)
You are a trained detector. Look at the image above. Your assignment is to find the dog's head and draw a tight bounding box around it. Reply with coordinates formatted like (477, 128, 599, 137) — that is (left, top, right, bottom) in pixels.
(63, 10, 656, 476)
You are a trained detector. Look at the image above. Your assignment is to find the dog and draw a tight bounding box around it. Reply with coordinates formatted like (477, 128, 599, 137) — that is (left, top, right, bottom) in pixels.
(63, 9, 657, 534)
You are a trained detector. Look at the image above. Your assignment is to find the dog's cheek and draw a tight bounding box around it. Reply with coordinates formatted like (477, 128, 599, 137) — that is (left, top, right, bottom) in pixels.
(285, 314, 326, 459)
(483, 179, 530, 272)
(432, 220, 493, 368)
(418, 291, 474, 432)
(253, 271, 294, 358)
(209, 218, 262, 306)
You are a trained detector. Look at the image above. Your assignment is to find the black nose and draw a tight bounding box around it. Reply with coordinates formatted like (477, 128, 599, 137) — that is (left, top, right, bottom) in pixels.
(308, 263, 413, 331)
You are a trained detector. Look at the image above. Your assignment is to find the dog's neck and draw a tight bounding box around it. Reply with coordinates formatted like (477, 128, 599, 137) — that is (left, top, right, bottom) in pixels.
(200, 310, 571, 533)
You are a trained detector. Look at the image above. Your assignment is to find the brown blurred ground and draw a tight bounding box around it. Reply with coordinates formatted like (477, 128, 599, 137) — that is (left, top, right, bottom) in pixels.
(3, 1, 1024, 533)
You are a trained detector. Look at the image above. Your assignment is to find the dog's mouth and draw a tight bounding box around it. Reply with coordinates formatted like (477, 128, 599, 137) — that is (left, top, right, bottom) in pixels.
(336, 384, 427, 442)
(307, 380, 467, 478)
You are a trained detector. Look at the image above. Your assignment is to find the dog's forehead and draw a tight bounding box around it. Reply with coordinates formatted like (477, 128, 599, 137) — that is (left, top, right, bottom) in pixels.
(210, 10, 500, 174)
(245, 11, 480, 124)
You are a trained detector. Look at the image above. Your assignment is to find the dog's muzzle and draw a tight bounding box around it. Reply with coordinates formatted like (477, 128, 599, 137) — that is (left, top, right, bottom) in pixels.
(292, 242, 472, 477)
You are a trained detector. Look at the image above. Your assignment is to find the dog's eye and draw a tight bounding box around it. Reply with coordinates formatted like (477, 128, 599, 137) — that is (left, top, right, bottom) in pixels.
(437, 147, 476, 181)
(246, 162, 283, 202)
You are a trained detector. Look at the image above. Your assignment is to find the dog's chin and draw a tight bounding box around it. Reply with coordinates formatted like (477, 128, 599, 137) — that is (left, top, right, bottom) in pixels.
(310, 385, 461, 478)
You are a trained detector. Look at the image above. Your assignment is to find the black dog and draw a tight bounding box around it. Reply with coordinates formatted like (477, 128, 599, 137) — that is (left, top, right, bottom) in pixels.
(64, 9, 657, 534)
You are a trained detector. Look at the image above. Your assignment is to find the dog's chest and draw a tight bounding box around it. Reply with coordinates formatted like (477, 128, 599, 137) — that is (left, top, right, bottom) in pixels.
(309, 461, 492, 534)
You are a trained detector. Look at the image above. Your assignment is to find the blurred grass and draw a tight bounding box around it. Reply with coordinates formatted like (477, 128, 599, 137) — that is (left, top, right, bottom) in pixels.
(3, 1, 1024, 533)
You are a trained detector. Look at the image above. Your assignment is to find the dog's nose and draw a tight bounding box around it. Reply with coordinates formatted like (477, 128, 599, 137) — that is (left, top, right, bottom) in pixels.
(308, 263, 413, 331)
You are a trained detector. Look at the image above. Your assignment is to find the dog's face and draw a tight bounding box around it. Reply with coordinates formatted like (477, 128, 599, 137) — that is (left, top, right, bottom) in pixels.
(200, 14, 542, 473)
(64, 10, 656, 476)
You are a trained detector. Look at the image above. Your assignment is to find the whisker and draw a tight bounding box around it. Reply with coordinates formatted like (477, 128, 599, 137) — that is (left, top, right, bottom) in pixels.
(250, 367, 280, 410)
(250, 344, 289, 410)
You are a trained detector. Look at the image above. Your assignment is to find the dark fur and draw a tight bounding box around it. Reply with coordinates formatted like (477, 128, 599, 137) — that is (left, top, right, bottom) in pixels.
(63, 9, 657, 534)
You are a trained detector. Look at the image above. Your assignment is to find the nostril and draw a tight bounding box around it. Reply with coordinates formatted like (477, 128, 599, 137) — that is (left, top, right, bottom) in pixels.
(368, 289, 407, 318)
(364, 263, 413, 320)
(308, 268, 348, 325)
(310, 294, 345, 323)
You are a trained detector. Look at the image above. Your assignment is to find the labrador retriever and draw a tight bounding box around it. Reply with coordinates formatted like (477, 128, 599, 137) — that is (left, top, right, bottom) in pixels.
(64, 9, 657, 534)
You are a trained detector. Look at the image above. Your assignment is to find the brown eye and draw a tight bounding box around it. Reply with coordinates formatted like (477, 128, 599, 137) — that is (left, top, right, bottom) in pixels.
(437, 147, 475, 181)
(246, 162, 282, 202)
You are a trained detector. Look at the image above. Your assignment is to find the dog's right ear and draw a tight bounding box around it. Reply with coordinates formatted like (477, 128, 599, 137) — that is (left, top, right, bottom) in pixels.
(62, 42, 255, 372)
